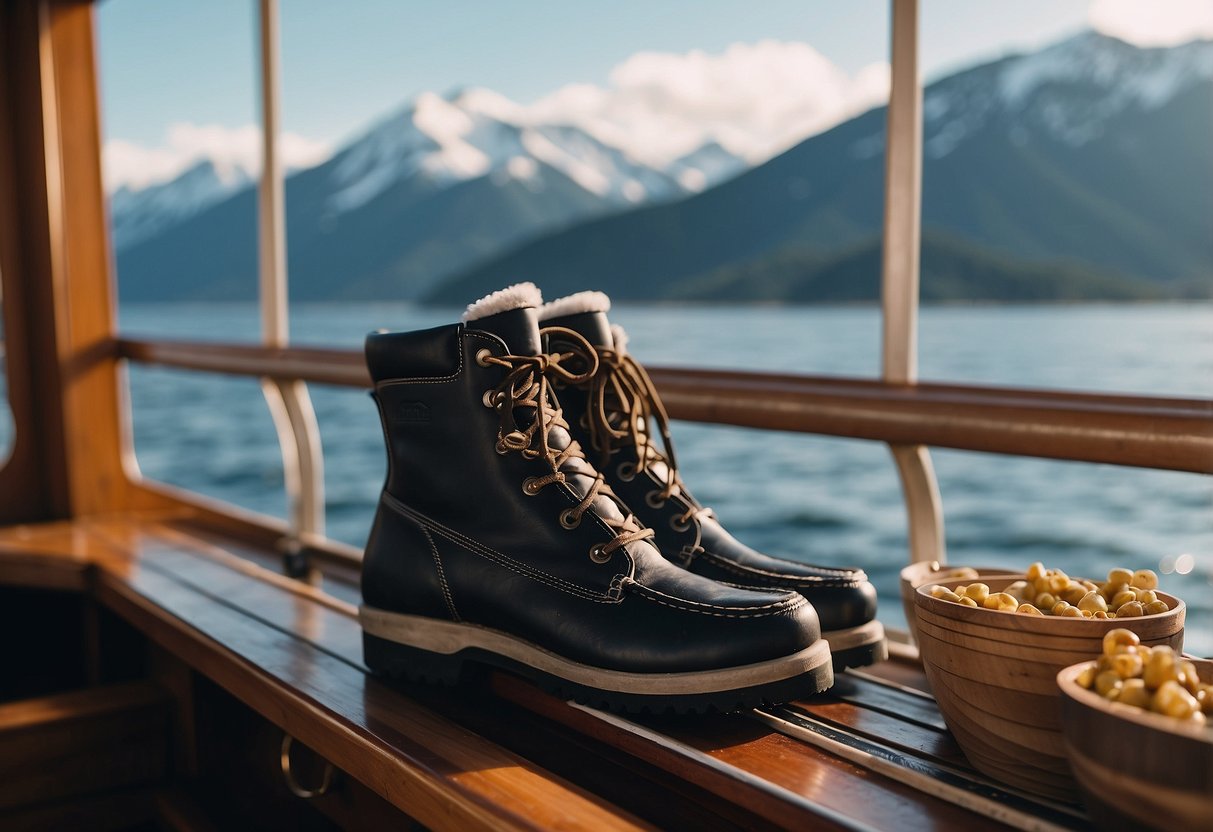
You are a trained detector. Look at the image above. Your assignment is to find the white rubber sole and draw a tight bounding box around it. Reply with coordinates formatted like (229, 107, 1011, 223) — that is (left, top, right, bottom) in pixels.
(360, 606, 833, 696)
(822, 619, 886, 652)
(822, 619, 888, 669)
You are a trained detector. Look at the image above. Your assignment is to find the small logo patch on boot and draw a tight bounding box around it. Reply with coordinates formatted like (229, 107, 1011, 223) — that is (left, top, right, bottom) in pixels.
(393, 401, 431, 424)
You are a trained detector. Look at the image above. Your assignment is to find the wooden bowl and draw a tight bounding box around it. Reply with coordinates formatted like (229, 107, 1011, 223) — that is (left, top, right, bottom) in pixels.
(1058, 658, 1212, 830)
(898, 562, 1018, 644)
(914, 576, 1185, 802)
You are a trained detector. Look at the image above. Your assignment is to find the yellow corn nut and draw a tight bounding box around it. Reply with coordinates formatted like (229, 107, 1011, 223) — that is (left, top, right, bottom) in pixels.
(1103, 628, 1140, 655)
(1005, 580, 1031, 601)
(1116, 601, 1145, 617)
(1016, 603, 1043, 615)
(1095, 670, 1123, 698)
(1061, 584, 1089, 604)
(1109, 590, 1137, 609)
(929, 585, 958, 600)
(1101, 581, 1129, 601)
(1052, 600, 1072, 615)
(1035, 592, 1058, 611)
(1153, 680, 1198, 719)
(1106, 567, 1134, 586)
(1076, 665, 1097, 689)
(1116, 678, 1152, 709)
(1092, 610, 1111, 619)
(1131, 569, 1159, 590)
(1134, 589, 1158, 605)
(1060, 605, 1084, 618)
(1198, 685, 1213, 715)
(1143, 647, 1177, 689)
(957, 596, 978, 607)
(1111, 651, 1144, 679)
(1078, 591, 1108, 614)
(1047, 574, 1071, 594)
(1025, 561, 1047, 581)
(982, 592, 1018, 611)
(1176, 660, 1200, 693)
(963, 583, 990, 603)
(1143, 600, 1170, 616)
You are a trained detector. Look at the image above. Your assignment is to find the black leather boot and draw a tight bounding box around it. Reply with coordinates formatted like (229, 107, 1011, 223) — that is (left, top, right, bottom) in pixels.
(360, 283, 833, 712)
(539, 291, 887, 670)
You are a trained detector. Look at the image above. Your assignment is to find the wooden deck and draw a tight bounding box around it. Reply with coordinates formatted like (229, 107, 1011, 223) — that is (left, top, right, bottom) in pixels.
(0, 515, 1094, 830)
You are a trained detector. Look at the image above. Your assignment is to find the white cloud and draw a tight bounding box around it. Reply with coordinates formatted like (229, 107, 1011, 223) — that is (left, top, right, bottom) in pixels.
(104, 41, 885, 192)
(1090, 0, 1213, 46)
(103, 123, 332, 192)
(523, 40, 889, 167)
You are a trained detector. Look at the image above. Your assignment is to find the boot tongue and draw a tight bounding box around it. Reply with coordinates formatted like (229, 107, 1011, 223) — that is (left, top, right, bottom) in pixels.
(544, 311, 613, 350)
(469, 306, 542, 356)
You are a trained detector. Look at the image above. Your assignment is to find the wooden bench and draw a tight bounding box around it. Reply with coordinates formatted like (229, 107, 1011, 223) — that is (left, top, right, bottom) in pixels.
(0, 516, 1092, 830)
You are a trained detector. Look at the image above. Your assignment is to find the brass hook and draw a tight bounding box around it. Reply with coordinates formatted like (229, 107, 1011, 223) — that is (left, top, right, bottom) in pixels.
(280, 733, 335, 799)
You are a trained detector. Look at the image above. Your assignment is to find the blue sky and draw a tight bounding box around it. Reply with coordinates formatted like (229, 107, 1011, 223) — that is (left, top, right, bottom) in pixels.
(95, 0, 1211, 189)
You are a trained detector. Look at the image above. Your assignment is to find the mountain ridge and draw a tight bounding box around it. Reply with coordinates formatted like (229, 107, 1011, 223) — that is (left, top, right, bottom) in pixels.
(112, 31, 1212, 304)
(112, 85, 749, 301)
(436, 32, 1211, 305)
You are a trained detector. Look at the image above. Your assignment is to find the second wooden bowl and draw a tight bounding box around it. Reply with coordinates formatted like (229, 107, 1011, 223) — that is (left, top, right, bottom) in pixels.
(1058, 658, 1212, 831)
(914, 576, 1185, 802)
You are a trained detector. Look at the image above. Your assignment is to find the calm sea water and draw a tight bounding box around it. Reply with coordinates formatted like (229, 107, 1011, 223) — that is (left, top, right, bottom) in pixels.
(5, 303, 1208, 654)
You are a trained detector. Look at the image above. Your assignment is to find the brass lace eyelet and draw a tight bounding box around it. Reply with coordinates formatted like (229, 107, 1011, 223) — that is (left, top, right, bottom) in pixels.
(475, 348, 494, 367)
(559, 509, 581, 529)
(589, 544, 611, 564)
(645, 490, 666, 509)
(669, 515, 692, 533)
(617, 462, 636, 482)
(522, 477, 543, 496)
(481, 389, 498, 408)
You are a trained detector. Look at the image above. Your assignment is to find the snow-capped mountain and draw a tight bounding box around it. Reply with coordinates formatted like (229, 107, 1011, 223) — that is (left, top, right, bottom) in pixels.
(325, 88, 693, 214)
(113, 87, 748, 301)
(109, 86, 747, 270)
(110, 159, 252, 250)
(667, 142, 748, 191)
(116, 31, 1210, 303)
(441, 32, 1213, 303)
(849, 30, 1213, 160)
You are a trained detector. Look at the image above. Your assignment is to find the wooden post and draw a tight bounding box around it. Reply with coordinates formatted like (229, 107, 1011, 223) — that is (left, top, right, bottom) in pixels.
(0, 0, 133, 521)
(880, 0, 947, 564)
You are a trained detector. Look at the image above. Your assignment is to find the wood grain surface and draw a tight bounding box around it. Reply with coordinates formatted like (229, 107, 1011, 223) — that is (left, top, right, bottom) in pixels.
(0, 516, 1111, 830)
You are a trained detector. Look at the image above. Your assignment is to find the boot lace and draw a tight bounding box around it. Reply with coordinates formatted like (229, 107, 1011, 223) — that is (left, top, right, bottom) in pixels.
(481, 327, 654, 560)
(542, 331, 714, 532)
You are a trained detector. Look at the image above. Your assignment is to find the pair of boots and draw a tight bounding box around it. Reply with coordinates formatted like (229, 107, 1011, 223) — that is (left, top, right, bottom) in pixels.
(360, 283, 885, 713)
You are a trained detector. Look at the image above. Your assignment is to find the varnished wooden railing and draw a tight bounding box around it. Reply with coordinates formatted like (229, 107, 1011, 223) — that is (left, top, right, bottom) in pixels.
(116, 338, 1213, 474)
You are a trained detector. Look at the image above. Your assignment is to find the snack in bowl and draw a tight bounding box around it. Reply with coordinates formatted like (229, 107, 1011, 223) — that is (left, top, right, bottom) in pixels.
(1073, 628, 1211, 723)
(913, 574, 1185, 802)
(926, 562, 1171, 619)
(898, 562, 1019, 643)
(1058, 647, 1211, 831)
